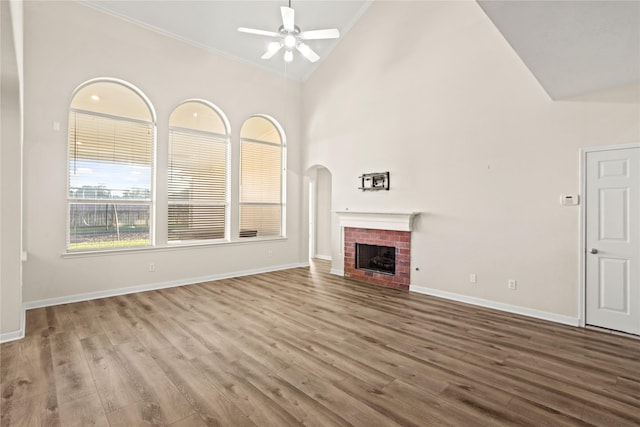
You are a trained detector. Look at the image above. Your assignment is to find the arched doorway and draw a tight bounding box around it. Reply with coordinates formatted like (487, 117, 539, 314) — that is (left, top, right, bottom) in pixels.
(306, 165, 332, 260)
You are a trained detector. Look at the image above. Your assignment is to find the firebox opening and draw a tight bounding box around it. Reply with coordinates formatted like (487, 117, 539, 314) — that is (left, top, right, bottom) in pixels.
(355, 243, 396, 275)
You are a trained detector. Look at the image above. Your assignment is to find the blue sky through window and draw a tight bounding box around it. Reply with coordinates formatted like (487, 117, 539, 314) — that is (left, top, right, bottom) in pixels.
(69, 159, 151, 199)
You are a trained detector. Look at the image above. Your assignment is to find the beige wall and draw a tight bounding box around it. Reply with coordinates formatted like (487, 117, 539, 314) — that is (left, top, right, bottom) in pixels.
(302, 1, 640, 319)
(21, 2, 306, 305)
(1, 0, 24, 340)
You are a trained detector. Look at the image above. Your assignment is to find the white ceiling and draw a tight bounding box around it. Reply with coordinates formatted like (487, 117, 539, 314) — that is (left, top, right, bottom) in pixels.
(82, 0, 640, 98)
(83, 0, 372, 82)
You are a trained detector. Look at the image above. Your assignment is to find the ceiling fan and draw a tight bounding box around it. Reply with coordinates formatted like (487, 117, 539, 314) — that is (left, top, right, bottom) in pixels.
(238, 1, 340, 63)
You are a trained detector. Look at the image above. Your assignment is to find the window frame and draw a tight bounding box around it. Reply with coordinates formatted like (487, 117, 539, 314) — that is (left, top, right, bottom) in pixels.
(239, 114, 287, 240)
(167, 99, 231, 244)
(66, 78, 157, 253)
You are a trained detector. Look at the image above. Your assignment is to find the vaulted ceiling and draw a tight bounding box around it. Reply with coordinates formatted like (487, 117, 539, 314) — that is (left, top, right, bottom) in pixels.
(82, 0, 640, 99)
(83, 0, 372, 82)
(478, 1, 640, 100)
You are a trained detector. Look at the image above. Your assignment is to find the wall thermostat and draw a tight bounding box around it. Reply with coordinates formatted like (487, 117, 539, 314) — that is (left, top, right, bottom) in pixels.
(560, 194, 580, 206)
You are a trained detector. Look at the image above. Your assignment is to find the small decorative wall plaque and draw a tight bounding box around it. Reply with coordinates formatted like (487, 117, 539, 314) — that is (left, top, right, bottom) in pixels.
(358, 172, 390, 191)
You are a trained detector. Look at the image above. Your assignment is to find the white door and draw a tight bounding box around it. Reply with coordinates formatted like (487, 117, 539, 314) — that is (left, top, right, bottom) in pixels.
(585, 147, 639, 335)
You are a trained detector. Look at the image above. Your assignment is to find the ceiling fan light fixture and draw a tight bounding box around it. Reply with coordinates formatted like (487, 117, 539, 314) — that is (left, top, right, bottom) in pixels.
(284, 50, 294, 62)
(284, 34, 297, 49)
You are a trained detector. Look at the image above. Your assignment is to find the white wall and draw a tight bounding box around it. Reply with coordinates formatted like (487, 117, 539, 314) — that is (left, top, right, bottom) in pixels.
(303, 1, 640, 319)
(21, 2, 306, 305)
(0, 0, 24, 340)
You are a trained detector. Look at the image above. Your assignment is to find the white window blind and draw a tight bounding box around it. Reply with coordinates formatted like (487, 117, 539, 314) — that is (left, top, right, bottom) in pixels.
(68, 110, 154, 251)
(168, 101, 229, 242)
(239, 116, 285, 238)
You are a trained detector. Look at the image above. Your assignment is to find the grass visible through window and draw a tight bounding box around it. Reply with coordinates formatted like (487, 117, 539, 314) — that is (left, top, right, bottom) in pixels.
(68, 239, 151, 251)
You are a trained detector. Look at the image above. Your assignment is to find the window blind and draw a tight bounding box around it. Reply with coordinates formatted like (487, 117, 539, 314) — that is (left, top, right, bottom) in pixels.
(239, 117, 284, 238)
(168, 128, 228, 241)
(240, 141, 282, 203)
(69, 112, 153, 198)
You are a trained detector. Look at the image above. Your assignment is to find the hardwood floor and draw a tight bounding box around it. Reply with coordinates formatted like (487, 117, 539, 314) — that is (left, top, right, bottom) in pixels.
(2, 259, 640, 426)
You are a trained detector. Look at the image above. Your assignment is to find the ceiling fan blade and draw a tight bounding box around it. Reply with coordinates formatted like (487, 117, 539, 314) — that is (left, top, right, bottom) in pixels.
(300, 29, 340, 40)
(261, 43, 283, 59)
(296, 43, 320, 63)
(238, 27, 280, 37)
(281, 6, 295, 32)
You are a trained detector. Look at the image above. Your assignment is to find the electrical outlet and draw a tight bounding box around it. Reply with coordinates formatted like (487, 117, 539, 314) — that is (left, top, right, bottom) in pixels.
(268, 250, 273, 257)
(470, 274, 477, 284)
(148, 262, 156, 272)
(508, 279, 517, 290)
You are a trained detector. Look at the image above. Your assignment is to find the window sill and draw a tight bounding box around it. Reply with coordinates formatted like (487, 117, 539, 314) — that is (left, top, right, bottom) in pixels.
(61, 236, 288, 258)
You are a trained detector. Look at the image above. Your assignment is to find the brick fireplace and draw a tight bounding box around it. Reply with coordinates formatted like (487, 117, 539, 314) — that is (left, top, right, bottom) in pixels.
(336, 212, 419, 290)
(344, 227, 410, 289)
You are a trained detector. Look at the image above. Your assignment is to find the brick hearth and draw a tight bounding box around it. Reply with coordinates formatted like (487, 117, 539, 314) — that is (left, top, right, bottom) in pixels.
(344, 227, 411, 290)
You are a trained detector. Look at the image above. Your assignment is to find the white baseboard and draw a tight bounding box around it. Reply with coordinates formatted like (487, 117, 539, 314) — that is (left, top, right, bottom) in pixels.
(0, 309, 26, 344)
(22, 262, 310, 311)
(330, 268, 344, 276)
(410, 285, 579, 327)
(314, 254, 332, 261)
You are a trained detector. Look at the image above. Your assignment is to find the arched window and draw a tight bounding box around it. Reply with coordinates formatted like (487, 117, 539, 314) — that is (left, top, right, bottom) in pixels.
(168, 100, 230, 241)
(67, 79, 155, 251)
(239, 115, 286, 238)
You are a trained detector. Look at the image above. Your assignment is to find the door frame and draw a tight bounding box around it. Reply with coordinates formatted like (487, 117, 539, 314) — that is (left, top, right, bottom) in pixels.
(309, 180, 316, 259)
(579, 142, 640, 328)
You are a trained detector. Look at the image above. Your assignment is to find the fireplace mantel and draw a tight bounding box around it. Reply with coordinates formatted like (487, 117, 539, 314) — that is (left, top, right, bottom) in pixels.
(335, 211, 420, 232)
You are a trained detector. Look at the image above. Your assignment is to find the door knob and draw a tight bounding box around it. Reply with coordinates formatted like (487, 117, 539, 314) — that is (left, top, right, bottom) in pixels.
(589, 248, 598, 254)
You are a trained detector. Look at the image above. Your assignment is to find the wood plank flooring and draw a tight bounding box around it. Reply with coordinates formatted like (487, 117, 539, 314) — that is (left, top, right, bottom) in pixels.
(2, 259, 640, 426)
